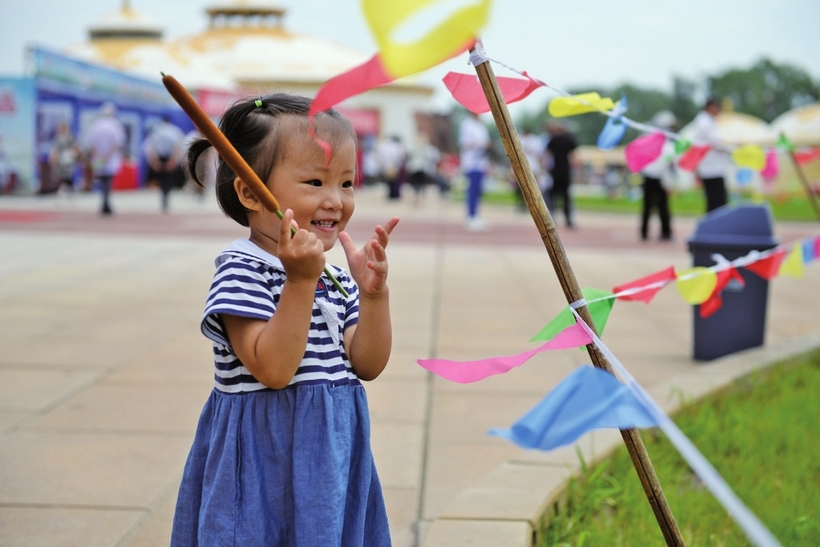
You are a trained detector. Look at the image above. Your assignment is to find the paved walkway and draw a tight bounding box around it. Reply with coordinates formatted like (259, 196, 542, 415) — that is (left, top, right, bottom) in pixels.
(0, 186, 818, 546)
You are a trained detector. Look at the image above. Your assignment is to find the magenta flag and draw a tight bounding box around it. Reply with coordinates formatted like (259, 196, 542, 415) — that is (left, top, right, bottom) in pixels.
(417, 323, 593, 383)
(309, 54, 393, 118)
(624, 132, 666, 172)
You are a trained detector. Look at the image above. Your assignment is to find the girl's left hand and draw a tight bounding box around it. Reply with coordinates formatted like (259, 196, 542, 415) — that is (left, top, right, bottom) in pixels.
(339, 217, 400, 298)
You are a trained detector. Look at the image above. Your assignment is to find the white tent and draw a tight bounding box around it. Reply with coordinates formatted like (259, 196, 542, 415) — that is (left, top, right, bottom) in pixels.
(770, 103, 820, 146)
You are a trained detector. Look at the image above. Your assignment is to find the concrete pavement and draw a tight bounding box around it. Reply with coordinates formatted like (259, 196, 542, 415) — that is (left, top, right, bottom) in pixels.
(0, 186, 818, 547)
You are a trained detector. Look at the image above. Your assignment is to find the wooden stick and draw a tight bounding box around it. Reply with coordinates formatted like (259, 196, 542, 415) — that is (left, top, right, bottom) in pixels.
(161, 73, 349, 296)
(471, 53, 686, 546)
(780, 133, 820, 222)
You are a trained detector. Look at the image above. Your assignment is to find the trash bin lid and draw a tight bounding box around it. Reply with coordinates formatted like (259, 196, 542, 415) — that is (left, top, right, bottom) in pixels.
(687, 204, 779, 249)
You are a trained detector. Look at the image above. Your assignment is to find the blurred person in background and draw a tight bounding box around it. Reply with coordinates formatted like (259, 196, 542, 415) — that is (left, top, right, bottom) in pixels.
(459, 111, 491, 231)
(49, 121, 80, 198)
(640, 112, 677, 241)
(143, 115, 186, 212)
(83, 102, 126, 215)
(545, 122, 579, 228)
(405, 132, 441, 206)
(691, 96, 729, 212)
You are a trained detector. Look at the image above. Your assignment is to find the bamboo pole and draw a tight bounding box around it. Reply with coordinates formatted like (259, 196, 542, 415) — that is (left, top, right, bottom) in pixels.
(470, 52, 685, 546)
(780, 133, 820, 222)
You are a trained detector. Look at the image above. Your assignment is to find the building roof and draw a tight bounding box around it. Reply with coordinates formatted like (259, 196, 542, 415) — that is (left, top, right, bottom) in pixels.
(65, 1, 432, 94)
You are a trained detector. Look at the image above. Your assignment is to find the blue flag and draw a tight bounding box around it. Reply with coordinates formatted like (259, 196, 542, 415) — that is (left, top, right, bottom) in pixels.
(489, 365, 659, 451)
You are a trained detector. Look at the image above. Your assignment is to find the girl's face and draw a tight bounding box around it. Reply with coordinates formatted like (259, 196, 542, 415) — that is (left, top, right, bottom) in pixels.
(263, 126, 356, 253)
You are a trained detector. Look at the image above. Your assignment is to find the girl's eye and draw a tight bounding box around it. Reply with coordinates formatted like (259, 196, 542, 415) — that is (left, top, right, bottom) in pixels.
(342, 180, 354, 189)
(305, 179, 322, 187)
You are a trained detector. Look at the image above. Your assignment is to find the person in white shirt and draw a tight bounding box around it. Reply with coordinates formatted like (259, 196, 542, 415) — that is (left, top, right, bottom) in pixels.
(459, 111, 491, 231)
(691, 97, 730, 212)
(144, 116, 186, 212)
(640, 112, 678, 241)
(83, 102, 126, 215)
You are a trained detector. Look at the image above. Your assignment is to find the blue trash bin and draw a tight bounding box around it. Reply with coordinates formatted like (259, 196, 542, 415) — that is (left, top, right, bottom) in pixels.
(686, 204, 779, 361)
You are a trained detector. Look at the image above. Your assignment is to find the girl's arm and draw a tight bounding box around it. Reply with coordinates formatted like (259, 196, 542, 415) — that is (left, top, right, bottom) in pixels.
(339, 217, 400, 381)
(222, 210, 327, 389)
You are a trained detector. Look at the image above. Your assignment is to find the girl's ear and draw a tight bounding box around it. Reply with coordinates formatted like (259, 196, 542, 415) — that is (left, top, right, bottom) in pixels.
(234, 177, 262, 211)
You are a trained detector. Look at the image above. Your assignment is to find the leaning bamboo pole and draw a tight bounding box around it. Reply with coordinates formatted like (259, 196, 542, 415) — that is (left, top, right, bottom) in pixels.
(780, 133, 820, 222)
(470, 50, 685, 546)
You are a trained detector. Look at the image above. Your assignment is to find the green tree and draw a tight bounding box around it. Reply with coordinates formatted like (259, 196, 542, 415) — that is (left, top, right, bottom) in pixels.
(670, 75, 699, 128)
(707, 58, 818, 122)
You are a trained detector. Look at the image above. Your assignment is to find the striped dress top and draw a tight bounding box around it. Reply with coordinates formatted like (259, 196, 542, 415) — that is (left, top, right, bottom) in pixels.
(201, 239, 360, 393)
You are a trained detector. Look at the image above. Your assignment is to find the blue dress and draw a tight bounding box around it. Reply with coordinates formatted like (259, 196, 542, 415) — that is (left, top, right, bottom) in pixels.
(171, 240, 391, 547)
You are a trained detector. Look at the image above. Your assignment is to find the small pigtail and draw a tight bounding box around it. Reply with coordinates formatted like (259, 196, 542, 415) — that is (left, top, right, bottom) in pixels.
(186, 138, 214, 187)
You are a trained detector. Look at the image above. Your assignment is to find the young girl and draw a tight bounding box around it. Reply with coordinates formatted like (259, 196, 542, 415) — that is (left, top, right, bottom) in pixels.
(171, 94, 399, 547)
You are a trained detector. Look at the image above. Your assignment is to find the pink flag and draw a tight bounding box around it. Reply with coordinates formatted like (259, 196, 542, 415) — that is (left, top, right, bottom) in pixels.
(678, 145, 711, 172)
(443, 71, 545, 114)
(745, 249, 786, 280)
(624, 132, 666, 173)
(760, 149, 779, 180)
(700, 267, 745, 318)
(309, 54, 393, 117)
(612, 266, 677, 303)
(417, 323, 593, 384)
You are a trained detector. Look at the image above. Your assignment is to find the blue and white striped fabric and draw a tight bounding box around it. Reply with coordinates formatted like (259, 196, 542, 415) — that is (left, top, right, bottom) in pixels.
(201, 239, 360, 392)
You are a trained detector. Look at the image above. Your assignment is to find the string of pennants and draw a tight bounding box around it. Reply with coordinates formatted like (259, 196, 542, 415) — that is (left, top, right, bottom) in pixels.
(441, 45, 820, 177)
(419, 231, 820, 384)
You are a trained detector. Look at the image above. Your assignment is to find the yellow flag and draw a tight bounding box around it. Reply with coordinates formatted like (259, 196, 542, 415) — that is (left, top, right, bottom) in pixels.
(548, 92, 615, 117)
(675, 267, 717, 305)
(778, 245, 804, 278)
(731, 144, 766, 171)
(362, 0, 492, 78)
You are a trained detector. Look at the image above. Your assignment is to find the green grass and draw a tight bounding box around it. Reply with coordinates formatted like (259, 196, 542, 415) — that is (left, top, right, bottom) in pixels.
(541, 350, 820, 546)
(473, 188, 820, 222)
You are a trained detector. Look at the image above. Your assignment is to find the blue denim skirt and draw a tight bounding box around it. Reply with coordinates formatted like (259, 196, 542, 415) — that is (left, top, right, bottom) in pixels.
(170, 383, 391, 546)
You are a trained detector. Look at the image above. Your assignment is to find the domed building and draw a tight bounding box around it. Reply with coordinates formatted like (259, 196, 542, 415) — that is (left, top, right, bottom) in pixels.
(65, 0, 436, 143)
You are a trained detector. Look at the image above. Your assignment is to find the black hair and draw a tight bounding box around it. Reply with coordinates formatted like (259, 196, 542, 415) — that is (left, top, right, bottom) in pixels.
(187, 93, 356, 227)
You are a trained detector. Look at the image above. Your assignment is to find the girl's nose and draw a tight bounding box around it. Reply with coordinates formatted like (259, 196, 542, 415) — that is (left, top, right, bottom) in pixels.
(322, 188, 343, 210)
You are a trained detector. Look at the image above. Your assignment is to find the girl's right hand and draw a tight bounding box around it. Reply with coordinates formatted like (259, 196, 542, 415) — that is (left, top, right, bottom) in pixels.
(277, 209, 326, 285)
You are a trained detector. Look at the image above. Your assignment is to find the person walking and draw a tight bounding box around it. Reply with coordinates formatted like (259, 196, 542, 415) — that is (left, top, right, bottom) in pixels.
(376, 135, 406, 200)
(459, 111, 491, 231)
(691, 96, 730, 213)
(639, 112, 677, 241)
(143, 115, 186, 212)
(545, 122, 579, 228)
(83, 102, 126, 215)
(170, 94, 398, 546)
(406, 132, 441, 206)
(49, 121, 80, 198)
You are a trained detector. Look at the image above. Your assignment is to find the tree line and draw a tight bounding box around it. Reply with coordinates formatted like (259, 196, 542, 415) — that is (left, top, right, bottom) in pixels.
(515, 57, 819, 146)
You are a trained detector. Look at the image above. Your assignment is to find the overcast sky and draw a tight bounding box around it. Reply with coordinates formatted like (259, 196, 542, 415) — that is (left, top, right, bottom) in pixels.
(1, 0, 819, 116)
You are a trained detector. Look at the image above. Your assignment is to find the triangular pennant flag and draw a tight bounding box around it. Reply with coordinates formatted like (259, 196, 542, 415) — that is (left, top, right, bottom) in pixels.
(675, 267, 718, 305)
(416, 323, 593, 384)
(678, 145, 711, 171)
(779, 245, 804, 278)
(745, 249, 786, 280)
(775, 133, 795, 153)
(625, 132, 666, 173)
(362, 0, 490, 78)
(760, 149, 779, 180)
(613, 265, 677, 303)
(700, 267, 745, 318)
(815, 235, 820, 262)
(794, 148, 820, 166)
(804, 237, 817, 264)
(488, 364, 659, 451)
(309, 54, 393, 116)
(548, 92, 615, 117)
(731, 144, 766, 171)
(596, 96, 628, 150)
(531, 288, 614, 342)
(674, 138, 691, 154)
(443, 71, 544, 114)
